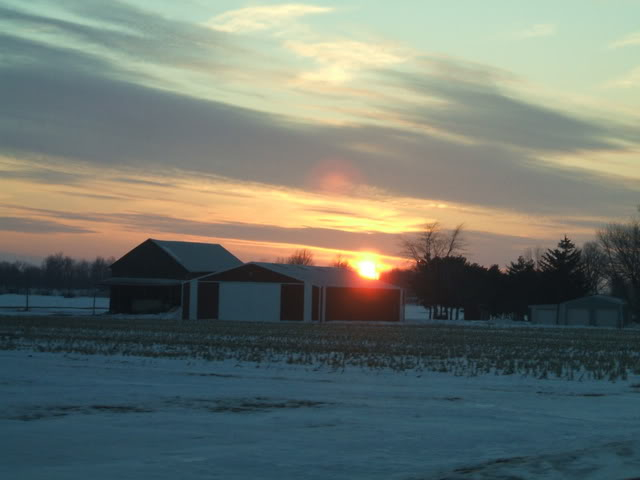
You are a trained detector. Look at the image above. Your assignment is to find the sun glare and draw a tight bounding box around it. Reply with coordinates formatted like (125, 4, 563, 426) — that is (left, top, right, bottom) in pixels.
(356, 259, 379, 280)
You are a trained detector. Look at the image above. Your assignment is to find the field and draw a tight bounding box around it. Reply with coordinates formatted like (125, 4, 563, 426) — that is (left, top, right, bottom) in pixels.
(2, 315, 640, 381)
(3, 316, 640, 479)
(0, 293, 109, 315)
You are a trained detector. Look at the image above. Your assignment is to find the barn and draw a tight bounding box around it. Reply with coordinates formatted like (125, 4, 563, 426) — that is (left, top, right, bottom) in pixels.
(104, 239, 242, 313)
(529, 295, 629, 328)
(182, 262, 404, 322)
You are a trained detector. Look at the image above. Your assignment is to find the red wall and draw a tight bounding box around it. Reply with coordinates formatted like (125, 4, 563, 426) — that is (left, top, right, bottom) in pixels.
(325, 287, 400, 322)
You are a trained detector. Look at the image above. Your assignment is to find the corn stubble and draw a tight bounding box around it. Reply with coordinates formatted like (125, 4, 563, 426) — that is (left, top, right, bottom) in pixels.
(1, 317, 639, 381)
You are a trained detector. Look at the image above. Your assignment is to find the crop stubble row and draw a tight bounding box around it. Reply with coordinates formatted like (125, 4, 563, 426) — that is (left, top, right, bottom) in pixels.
(1, 316, 639, 380)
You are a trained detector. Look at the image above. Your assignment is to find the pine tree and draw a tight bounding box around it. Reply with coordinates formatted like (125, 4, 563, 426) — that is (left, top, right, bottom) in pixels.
(539, 236, 588, 303)
(506, 255, 541, 319)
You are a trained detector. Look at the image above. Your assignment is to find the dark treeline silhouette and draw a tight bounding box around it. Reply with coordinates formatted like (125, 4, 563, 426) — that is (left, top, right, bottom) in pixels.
(385, 214, 640, 321)
(0, 253, 114, 295)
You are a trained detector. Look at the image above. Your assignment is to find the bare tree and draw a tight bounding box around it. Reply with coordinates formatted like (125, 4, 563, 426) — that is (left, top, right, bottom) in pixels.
(278, 249, 315, 266)
(401, 222, 466, 320)
(331, 254, 352, 270)
(597, 217, 640, 312)
(581, 241, 608, 294)
(401, 222, 466, 266)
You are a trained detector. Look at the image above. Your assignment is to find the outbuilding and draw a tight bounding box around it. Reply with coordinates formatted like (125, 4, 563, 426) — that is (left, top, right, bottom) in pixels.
(105, 239, 242, 313)
(560, 295, 628, 328)
(529, 295, 629, 328)
(183, 262, 404, 322)
(529, 304, 559, 325)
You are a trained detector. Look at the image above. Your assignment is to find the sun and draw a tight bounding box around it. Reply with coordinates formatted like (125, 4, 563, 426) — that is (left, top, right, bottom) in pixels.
(356, 259, 380, 280)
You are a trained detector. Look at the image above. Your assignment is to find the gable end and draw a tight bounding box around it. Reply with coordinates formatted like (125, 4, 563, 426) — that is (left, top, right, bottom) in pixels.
(110, 239, 189, 279)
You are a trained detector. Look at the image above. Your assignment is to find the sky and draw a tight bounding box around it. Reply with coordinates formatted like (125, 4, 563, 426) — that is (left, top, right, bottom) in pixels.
(0, 0, 639, 270)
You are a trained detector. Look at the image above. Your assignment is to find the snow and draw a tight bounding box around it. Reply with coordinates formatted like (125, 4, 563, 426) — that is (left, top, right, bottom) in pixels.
(0, 294, 109, 316)
(1, 350, 640, 479)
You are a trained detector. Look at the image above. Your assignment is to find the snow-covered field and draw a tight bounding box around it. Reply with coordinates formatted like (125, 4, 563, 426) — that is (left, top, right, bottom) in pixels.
(0, 296, 428, 321)
(2, 296, 640, 477)
(0, 294, 109, 315)
(1, 350, 640, 479)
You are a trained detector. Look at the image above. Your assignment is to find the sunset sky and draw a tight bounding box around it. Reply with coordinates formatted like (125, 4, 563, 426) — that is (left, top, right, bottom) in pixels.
(1, 0, 639, 270)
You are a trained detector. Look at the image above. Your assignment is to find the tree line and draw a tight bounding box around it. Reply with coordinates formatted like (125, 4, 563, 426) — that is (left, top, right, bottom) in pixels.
(382, 213, 640, 321)
(0, 253, 114, 295)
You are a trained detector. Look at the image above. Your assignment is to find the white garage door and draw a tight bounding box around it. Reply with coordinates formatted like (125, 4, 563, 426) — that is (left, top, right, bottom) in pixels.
(595, 309, 618, 328)
(219, 283, 281, 322)
(535, 309, 557, 325)
(567, 308, 590, 326)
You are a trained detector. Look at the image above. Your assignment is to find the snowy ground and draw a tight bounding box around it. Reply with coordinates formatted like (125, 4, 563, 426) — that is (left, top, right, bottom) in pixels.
(0, 294, 109, 315)
(2, 350, 640, 479)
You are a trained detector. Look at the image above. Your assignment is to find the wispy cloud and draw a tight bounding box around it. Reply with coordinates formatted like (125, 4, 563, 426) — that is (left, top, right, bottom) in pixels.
(609, 32, 640, 49)
(1, 0, 639, 262)
(607, 66, 640, 88)
(517, 23, 556, 38)
(287, 40, 408, 84)
(384, 62, 627, 153)
(206, 4, 332, 33)
(0, 217, 94, 234)
(2, 53, 637, 219)
(287, 40, 406, 67)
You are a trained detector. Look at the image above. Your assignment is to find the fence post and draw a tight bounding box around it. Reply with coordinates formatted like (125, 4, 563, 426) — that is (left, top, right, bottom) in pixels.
(25, 273, 30, 312)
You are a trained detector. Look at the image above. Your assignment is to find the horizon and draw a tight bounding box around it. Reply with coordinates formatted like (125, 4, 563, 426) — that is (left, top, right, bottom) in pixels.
(1, 1, 639, 270)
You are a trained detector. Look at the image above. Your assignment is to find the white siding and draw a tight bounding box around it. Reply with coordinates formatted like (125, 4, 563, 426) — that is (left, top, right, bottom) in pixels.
(188, 279, 198, 320)
(532, 308, 556, 324)
(567, 308, 590, 326)
(218, 283, 281, 322)
(595, 308, 619, 327)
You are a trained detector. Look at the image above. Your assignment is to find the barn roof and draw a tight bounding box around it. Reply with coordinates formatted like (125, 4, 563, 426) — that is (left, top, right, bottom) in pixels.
(151, 239, 242, 273)
(249, 262, 400, 289)
(561, 295, 627, 307)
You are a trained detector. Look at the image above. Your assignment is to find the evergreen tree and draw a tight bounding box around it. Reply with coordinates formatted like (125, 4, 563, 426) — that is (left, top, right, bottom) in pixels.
(506, 256, 540, 319)
(539, 236, 588, 303)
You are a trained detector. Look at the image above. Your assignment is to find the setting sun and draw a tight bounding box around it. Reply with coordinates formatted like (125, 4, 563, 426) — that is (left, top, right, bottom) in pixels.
(356, 259, 380, 280)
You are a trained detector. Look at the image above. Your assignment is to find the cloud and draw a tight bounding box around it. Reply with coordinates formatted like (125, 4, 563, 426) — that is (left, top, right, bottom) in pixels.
(609, 32, 640, 49)
(0, 217, 94, 234)
(2, 204, 400, 255)
(517, 23, 556, 38)
(384, 64, 629, 153)
(607, 66, 640, 88)
(1, 9, 639, 225)
(1, 205, 102, 224)
(0, 2, 234, 81)
(287, 40, 407, 67)
(1, 43, 638, 220)
(56, 191, 127, 201)
(287, 40, 408, 84)
(0, 205, 555, 265)
(207, 4, 332, 33)
(0, 164, 84, 185)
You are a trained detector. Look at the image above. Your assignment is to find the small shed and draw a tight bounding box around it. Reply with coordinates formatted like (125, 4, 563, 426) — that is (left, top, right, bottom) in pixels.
(104, 239, 242, 313)
(560, 295, 628, 328)
(529, 304, 559, 325)
(529, 295, 629, 328)
(183, 262, 404, 322)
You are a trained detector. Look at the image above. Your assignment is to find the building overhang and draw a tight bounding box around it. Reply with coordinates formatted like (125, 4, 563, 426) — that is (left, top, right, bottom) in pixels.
(100, 277, 183, 287)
